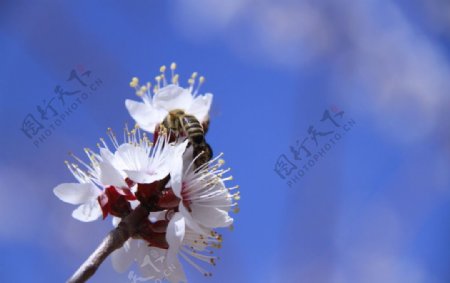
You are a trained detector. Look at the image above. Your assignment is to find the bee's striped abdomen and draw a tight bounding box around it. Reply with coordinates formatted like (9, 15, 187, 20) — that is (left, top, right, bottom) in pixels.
(182, 114, 204, 144)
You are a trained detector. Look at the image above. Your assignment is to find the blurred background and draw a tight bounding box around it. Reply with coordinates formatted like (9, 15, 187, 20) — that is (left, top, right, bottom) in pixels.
(1, 0, 450, 282)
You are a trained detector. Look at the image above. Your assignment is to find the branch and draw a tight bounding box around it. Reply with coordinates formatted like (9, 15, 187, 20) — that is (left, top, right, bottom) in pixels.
(67, 205, 149, 283)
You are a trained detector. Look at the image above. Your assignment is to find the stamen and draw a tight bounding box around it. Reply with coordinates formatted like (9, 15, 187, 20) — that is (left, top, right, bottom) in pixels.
(194, 76, 205, 96)
(129, 77, 139, 88)
(170, 62, 177, 80)
(179, 251, 212, 277)
(172, 74, 179, 84)
(159, 65, 167, 86)
(155, 76, 162, 90)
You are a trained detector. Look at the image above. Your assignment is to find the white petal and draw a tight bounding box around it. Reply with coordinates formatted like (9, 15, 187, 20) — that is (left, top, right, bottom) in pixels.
(182, 145, 194, 169)
(99, 161, 127, 188)
(114, 143, 149, 171)
(191, 205, 233, 228)
(72, 199, 102, 222)
(166, 213, 185, 266)
(169, 140, 190, 198)
(99, 148, 114, 164)
(125, 170, 167, 184)
(179, 203, 209, 235)
(125, 99, 166, 133)
(187, 93, 213, 122)
(111, 239, 138, 273)
(153, 85, 193, 111)
(53, 183, 100, 205)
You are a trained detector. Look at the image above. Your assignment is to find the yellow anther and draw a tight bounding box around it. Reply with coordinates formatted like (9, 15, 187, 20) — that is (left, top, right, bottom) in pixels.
(129, 77, 139, 88)
(188, 78, 194, 85)
(170, 62, 177, 70)
(199, 76, 205, 84)
(140, 85, 147, 93)
(155, 76, 161, 82)
(234, 194, 240, 201)
(160, 65, 166, 73)
(218, 159, 225, 165)
(191, 72, 198, 78)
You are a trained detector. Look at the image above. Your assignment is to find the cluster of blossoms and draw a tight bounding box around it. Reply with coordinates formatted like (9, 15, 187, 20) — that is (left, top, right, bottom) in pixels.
(53, 63, 240, 282)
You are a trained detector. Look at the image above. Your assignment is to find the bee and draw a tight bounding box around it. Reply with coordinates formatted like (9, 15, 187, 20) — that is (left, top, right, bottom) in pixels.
(159, 109, 212, 168)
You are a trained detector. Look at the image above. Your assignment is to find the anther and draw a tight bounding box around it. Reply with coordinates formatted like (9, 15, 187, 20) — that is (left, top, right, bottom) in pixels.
(129, 77, 139, 88)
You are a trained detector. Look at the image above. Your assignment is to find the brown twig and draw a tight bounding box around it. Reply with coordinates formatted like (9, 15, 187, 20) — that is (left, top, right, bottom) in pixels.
(67, 205, 150, 283)
(67, 176, 171, 282)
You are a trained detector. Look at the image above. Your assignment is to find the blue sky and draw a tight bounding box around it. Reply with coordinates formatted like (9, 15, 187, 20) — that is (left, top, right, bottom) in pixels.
(1, 1, 450, 282)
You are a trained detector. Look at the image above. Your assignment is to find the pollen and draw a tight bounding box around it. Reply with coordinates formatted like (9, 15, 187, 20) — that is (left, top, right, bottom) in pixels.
(129, 77, 139, 88)
(140, 85, 147, 93)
